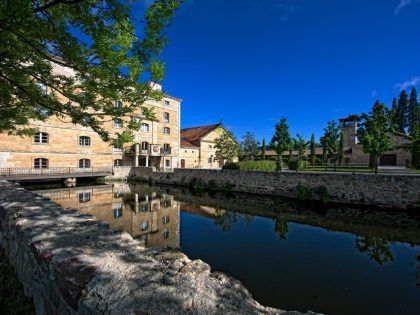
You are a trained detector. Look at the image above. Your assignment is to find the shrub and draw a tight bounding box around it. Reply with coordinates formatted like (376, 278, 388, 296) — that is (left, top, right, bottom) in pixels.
(296, 184, 312, 201)
(314, 185, 331, 203)
(236, 160, 277, 172)
(189, 177, 207, 191)
(288, 160, 308, 170)
(222, 162, 240, 170)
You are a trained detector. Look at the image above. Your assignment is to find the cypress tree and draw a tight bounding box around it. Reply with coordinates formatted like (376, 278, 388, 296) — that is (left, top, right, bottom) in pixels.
(397, 90, 408, 133)
(262, 139, 266, 161)
(408, 88, 419, 135)
(338, 132, 344, 166)
(391, 97, 399, 129)
(310, 133, 316, 166)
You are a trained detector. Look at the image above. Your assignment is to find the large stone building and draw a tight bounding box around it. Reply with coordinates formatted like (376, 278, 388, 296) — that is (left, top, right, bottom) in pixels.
(340, 115, 411, 167)
(0, 64, 181, 171)
(180, 123, 237, 169)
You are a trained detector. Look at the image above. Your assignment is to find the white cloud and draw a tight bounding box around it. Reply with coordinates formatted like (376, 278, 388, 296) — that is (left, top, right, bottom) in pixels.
(395, 0, 420, 15)
(395, 77, 420, 90)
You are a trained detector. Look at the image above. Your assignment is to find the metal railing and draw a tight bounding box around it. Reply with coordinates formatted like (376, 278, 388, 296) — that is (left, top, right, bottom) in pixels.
(0, 167, 113, 177)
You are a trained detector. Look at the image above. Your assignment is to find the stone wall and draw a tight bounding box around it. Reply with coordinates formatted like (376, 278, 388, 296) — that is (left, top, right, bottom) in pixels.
(110, 167, 420, 209)
(0, 180, 315, 315)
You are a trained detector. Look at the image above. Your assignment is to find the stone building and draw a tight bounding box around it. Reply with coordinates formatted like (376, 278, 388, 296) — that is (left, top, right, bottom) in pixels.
(0, 63, 181, 171)
(340, 115, 411, 167)
(180, 123, 237, 169)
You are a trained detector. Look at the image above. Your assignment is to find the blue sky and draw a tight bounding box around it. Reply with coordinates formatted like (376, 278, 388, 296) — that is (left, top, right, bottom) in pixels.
(153, 0, 420, 142)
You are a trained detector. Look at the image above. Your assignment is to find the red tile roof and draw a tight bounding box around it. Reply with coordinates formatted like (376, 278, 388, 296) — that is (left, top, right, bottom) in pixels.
(181, 138, 199, 148)
(181, 124, 221, 142)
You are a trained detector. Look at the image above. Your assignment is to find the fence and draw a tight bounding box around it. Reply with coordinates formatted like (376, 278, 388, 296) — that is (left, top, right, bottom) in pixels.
(0, 167, 113, 177)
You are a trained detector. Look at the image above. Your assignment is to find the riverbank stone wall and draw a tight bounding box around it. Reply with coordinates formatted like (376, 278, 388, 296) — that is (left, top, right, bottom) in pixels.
(110, 167, 420, 209)
(0, 180, 318, 315)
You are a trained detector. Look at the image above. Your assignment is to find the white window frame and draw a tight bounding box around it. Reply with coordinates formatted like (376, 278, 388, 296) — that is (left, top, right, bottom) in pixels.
(34, 132, 49, 144)
(163, 127, 170, 135)
(114, 159, 123, 167)
(141, 123, 149, 132)
(79, 192, 91, 203)
(79, 136, 91, 147)
(34, 158, 49, 169)
(163, 112, 170, 123)
(79, 159, 91, 168)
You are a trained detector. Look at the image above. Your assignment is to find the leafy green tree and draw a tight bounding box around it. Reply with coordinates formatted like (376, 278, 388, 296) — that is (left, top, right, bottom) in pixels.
(270, 117, 292, 171)
(274, 218, 289, 240)
(261, 138, 266, 161)
(0, 0, 180, 145)
(215, 129, 240, 163)
(408, 88, 419, 136)
(357, 100, 393, 174)
(309, 133, 316, 166)
(321, 120, 340, 163)
(397, 90, 408, 133)
(214, 209, 238, 233)
(356, 236, 394, 266)
(338, 131, 344, 166)
(240, 132, 260, 161)
(320, 136, 327, 166)
(293, 133, 307, 161)
(396, 125, 420, 169)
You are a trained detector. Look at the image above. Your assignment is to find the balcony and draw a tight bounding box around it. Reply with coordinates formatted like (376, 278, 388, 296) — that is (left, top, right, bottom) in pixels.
(161, 148, 171, 156)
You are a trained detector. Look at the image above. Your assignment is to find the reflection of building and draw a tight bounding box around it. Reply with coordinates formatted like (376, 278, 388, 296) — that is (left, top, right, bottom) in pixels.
(180, 123, 237, 169)
(35, 185, 180, 249)
(0, 63, 181, 171)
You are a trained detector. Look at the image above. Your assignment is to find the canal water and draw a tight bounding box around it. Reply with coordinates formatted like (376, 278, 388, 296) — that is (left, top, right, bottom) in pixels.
(24, 182, 420, 315)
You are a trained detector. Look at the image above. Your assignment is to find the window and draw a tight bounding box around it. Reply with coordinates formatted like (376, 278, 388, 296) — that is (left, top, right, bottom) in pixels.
(35, 107, 49, 119)
(115, 100, 122, 108)
(79, 192, 91, 203)
(113, 118, 123, 128)
(141, 141, 149, 151)
(163, 228, 169, 239)
(165, 159, 170, 167)
(79, 136, 91, 147)
(209, 145, 212, 149)
(162, 216, 170, 224)
(79, 159, 91, 168)
(38, 82, 47, 95)
(161, 199, 171, 208)
(163, 144, 171, 153)
(208, 157, 213, 164)
(163, 127, 170, 135)
(140, 203, 149, 212)
(113, 205, 123, 218)
(163, 112, 170, 123)
(34, 132, 49, 144)
(34, 158, 48, 169)
(114, 159, 123, 167)
(141, 123, 149, 132)
(140, 221, 149, 231)
(164, 100, 170, 106)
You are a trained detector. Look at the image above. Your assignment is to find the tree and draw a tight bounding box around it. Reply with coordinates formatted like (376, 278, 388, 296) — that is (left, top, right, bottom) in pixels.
(391, 97, 399, 129)
(338, 131, 344, 166)
(309, 133, 316, 166)
(357, 100, 393, 174)
(321, 120, 340, 163)
(214, 129, 240, 163)
(270, 117, 292, 171)
(261, 138, 266, 161)
(240, 132, 260, 161)
(293, 133, 307, 161)
(408, 88, 420, 136)
(396, 125, 420, 169)
(397, 90, 408, 133)
(0, 0, 180, 145)
(320, 136, 327, 166)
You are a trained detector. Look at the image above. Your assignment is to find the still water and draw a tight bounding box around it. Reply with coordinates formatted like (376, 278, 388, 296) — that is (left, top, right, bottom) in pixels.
(25, 182, 420, 315)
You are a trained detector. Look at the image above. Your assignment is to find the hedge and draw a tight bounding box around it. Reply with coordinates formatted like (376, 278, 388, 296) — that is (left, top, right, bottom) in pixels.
(223, 160, 277, 172)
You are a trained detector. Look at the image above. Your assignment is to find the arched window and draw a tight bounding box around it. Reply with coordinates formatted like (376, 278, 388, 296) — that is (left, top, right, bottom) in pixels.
(34, 132, 49, 144)
(79, 136, 91, 146)
(114, 159, 123, 167)
(141, 141, 149, 151)
(163, 112, 170, 123)
(79, 159, 91, 168)
(163, 127, 170, 135)
(34, 158, 48, 169)
(141, 123, 149, 132)
(115, 100, 122, 108)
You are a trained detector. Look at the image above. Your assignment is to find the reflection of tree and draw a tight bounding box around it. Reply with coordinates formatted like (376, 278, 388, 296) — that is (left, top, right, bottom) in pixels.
(356, 236, 394, 265)
(415, 254, 420, 288)
(243, 214, 254, 226)
(274, 218, 289, 240)
(214, 209, 237, 232)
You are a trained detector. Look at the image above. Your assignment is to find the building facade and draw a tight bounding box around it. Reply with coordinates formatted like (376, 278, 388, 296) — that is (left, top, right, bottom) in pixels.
(180, 124, 237, 169)
(0, 65, 181, 171)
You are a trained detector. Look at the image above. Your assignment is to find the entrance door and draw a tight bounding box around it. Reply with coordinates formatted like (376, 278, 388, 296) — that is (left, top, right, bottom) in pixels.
(379, 154, 397, 166)
(181, 159, 185, 168)
(218, 159, 225, 168)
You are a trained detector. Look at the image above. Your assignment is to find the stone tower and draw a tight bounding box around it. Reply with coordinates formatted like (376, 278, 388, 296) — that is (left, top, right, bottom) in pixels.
(339, 115, 360, 148)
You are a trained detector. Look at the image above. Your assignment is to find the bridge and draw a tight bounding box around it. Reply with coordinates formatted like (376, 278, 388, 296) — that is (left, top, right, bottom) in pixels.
(0, 167, 113, 181)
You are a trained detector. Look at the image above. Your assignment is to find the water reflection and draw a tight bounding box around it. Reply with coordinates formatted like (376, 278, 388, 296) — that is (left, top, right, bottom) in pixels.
(29, 182, 420, 315)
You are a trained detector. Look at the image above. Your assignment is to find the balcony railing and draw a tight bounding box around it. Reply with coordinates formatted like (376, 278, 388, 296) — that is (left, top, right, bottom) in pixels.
(0, 167, 113, 177)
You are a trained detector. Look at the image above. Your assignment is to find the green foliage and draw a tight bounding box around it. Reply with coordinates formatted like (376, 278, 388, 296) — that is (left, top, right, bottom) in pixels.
(288, 160, 308, 170)
(274, 218, 289, 240)
(310, 133, 316, 166)
(237, 160, 277, 171)
(357, 100, 393, 174)
(240, 131, 260, 161)
(296, 184, 312, 201)
(261, 138, 266, 160)
(270, 117, 292, 170)
(214, 129, 240, 163)
(338, 132, 344, 166)
(222, 162, 240, 170)
(320, 120, 340, 162)
(0, 249, 35, 314)
(397, 90, 408, 133)
(189, 177, 206, 192)
(214, 209, 238, 233)
(314, 185, 331, 203)
(408, 88, 420, 136)
(0, 0, 180, 144)
(356, 236, 394, 265)
(293, 133, 307, 161)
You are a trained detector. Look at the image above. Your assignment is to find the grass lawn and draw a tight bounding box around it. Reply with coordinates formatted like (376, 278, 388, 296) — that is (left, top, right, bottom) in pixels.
(303, 167, 373, 173)
(0, 249, 35, 315)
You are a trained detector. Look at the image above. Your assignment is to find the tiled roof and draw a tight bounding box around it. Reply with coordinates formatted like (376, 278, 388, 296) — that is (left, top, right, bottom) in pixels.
(181, 138, 199, 148)
(181, 124, 221, 143)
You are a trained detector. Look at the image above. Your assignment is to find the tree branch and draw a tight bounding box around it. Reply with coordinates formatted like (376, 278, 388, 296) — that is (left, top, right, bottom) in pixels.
(34, 0, 87, 13)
